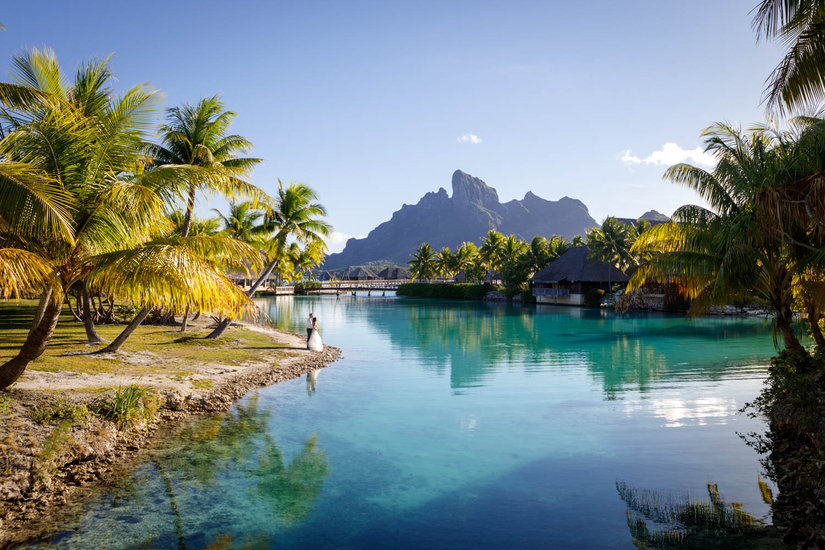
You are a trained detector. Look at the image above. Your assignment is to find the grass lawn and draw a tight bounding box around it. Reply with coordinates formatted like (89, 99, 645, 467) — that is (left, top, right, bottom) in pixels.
(0, 300, 285, 377)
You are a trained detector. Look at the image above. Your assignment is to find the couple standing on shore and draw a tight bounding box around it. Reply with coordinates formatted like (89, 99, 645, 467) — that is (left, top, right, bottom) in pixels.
(306, 313, 323, 351)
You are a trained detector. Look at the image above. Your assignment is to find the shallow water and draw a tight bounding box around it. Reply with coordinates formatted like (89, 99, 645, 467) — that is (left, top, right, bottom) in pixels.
(35, 297, 781, 549)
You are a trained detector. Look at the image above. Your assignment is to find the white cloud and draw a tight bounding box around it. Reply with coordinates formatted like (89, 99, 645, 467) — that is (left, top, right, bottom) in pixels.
(620, 150, 641, 165)
(458, 132, 482, 144)
(621, 142, 716, 168)
(326, 231, 365, 253)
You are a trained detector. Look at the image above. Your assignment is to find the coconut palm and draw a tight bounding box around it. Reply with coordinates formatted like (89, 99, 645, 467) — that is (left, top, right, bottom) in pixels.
(150, 95, 263, 237)
(408, 242, 436, 281)
(286, 240, 326, 283)
(167, 211, 221, 237)
(207, 181, 330, 338)
(753, 0, 825, 112)
(434, 247, 455, 280)
(0, 49, 260, 388)
(547, 234, 572, 260)
(151, 96, 265, 330)
(214, 201, 263, 244)
(587, 217, 638, 272)
(454, 242, 478, 279)
(629, 121, 825, 352)
(479, 230, 505, 271)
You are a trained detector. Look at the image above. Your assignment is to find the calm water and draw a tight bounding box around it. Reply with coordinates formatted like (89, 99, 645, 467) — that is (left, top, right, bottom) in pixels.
(34, 297, 781, 549)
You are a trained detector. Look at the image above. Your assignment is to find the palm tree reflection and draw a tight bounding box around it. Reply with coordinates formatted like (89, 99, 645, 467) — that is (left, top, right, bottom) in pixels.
(145, 394, 330, 545)
(616, 479, 781, 548)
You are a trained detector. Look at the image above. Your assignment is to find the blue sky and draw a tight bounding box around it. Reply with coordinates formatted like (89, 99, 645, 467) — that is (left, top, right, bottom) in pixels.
(1, 1, 784, 251)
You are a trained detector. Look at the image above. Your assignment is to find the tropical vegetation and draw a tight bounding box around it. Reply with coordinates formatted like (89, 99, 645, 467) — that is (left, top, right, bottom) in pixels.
(0, 49, 330, 389)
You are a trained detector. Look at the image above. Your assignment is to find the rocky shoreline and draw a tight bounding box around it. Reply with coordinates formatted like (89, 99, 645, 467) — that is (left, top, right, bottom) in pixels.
(0, 332, 341, 548)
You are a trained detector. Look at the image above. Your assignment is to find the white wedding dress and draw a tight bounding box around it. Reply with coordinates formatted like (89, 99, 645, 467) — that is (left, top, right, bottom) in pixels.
(307, 327, 323, 351)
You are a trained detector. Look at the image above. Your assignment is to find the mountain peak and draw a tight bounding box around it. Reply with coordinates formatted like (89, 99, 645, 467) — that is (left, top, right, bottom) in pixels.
(451, 170, 499, 207)
(323, 171, 597, 269)
(639, 209, 670, 222)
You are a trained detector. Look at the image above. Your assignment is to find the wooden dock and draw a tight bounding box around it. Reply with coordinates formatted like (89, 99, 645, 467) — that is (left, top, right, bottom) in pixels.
(251, 280, 410, 296)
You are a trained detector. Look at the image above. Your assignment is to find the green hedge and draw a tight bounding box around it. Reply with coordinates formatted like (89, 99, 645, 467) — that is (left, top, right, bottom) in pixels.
(396, 283, 495, 300)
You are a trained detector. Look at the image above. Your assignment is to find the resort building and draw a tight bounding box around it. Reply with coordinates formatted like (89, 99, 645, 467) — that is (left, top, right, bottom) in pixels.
(376, 266, 410, 280)
(531, 246, 628, 306)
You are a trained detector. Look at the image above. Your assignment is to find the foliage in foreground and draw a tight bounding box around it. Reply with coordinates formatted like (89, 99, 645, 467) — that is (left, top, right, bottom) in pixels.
(93, 384, 157, 428)
(617, 480, 779, 549)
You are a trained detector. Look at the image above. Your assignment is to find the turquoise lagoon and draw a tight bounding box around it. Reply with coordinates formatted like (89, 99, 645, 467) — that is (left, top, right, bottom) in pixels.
(35, 297, 782, 548)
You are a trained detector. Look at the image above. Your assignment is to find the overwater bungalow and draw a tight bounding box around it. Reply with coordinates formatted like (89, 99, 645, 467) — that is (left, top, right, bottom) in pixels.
(377, 266, 410, 280)
(342, 266, 378, 281)
(531, 246, 628, 306)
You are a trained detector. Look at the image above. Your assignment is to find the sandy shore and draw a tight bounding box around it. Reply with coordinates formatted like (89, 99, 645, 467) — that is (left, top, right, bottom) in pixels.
(0, 321, 341, 547)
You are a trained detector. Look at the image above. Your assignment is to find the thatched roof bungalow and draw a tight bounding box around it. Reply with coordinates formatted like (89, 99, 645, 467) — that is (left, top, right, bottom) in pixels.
(377, 266, 410, 280)
(531, 246, 628, 306)
(341, 266, 377, 281)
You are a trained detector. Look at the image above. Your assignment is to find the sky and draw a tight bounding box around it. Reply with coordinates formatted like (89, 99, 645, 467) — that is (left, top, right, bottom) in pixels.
(1, 1, 786, 252)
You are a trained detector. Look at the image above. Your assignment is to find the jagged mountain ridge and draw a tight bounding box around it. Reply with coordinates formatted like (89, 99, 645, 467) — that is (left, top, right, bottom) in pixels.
(323, 170, 599, 269)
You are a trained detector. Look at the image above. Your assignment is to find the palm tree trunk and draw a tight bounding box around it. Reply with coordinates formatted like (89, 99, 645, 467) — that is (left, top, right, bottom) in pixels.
(776, 306, 804, 352)
(30, 286, 53, 331)
(96, 307, 149, 354)
(178, 189, 196, 331)
(179, 305, 190, 332)
(179, 185, 196, 240)
(80, 280, 104, 344)
(0, 296, 62, 390)
(206, 258, 277, 339)
(807, 302, 825, 349)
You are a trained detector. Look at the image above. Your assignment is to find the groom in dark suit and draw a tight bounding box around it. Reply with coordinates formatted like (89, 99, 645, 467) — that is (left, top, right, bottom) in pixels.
(307, 313, 314, 344)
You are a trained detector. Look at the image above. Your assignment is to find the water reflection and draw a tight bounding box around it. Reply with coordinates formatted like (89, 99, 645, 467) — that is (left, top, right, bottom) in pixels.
(349, 300, 777, 396)
(306, 369, 319, 397)
(617, 479, 781, 548)
(40, 395, 330, 549)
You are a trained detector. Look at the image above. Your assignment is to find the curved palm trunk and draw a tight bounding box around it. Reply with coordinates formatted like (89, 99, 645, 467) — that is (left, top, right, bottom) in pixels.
(179, 305, 190, 332)
(80, 280, 104, 344)
(206, 258, 276, 339)
(776, 306, 804, 353)
(806, 302, 825, 349)
(30, 286, 53, 331)
(96, 307, 149, 354)
(0, 295, 62, 390)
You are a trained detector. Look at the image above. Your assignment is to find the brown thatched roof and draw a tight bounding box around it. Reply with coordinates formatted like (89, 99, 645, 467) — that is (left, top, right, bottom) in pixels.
(531, 246, 628, 284)
(342, 266, 377, 279)
(377, 266, 409, 279)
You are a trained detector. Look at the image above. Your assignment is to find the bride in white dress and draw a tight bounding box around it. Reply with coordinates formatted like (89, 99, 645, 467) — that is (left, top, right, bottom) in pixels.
(307, 318, 323, 351)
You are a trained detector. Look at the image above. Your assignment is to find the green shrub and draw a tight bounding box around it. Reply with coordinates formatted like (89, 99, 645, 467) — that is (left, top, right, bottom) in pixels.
(397, 283, 495, 300)
(93, 384, 157, 428)
(294, 281, 322, 294)
(30, 398, 91, 425)
(584, 288, 605, 308)
(0, 396, 11, 417)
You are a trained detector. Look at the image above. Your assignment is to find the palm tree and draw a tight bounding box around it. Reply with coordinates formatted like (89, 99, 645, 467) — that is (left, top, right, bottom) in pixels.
(629, 121, 825, 352)
(150, 95, 263, 237)
(286, 240, 326, 283)
(547, 234, 572, 261)
(207, 181, 330, 339)
(454, 242, 478, 279)
(408, 242, 436, 281)
(586, 217, 638, 272)
(167, 211, 221, 237)
(434, 247, 455, 280)
(0, 49, 260, 387)
(214, 201, 263, 244)
(151, 96, 264, 330)
(753, 0, 825, 112)
(479, 230, 505, 271)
